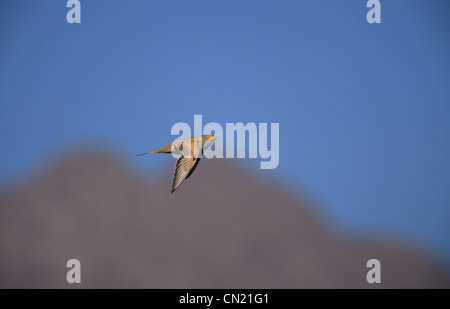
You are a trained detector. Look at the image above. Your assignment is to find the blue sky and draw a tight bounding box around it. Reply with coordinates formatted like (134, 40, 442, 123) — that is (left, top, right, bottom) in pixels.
(1, 1, 449, 263)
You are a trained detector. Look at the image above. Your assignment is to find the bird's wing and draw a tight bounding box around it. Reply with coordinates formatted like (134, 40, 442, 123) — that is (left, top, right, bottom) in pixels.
(186, 157, 201, 179)
(171, 156, 201, 193)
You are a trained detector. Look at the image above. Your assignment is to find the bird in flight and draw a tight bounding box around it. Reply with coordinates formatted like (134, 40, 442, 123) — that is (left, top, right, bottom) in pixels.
(137, 134, 219, 193)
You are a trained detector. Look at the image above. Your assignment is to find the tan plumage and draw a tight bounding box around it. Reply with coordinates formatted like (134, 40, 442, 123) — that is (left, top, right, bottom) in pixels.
(137, 134, 219, 193)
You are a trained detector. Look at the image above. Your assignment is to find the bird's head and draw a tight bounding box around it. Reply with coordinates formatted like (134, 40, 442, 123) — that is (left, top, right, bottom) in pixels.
(203, 134, 220, 149)
(206, 134, 219, 140)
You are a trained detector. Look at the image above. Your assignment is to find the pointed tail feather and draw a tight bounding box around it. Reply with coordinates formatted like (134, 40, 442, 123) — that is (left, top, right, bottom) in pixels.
(137, 142, 173, 156)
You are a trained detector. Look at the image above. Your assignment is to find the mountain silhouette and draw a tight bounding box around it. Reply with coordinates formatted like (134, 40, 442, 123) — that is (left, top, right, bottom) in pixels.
(0, 151, 448, 288)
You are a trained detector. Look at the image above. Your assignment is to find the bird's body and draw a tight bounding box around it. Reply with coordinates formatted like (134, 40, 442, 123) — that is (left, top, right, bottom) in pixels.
(137, 134, 219, 193)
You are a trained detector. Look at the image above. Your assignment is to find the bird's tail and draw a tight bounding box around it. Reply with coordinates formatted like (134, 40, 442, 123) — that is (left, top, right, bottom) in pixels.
(136, 142, 173, 156)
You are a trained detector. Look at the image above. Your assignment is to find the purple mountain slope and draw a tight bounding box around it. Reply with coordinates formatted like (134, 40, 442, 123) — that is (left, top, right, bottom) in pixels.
(0, 152, 448, 288)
